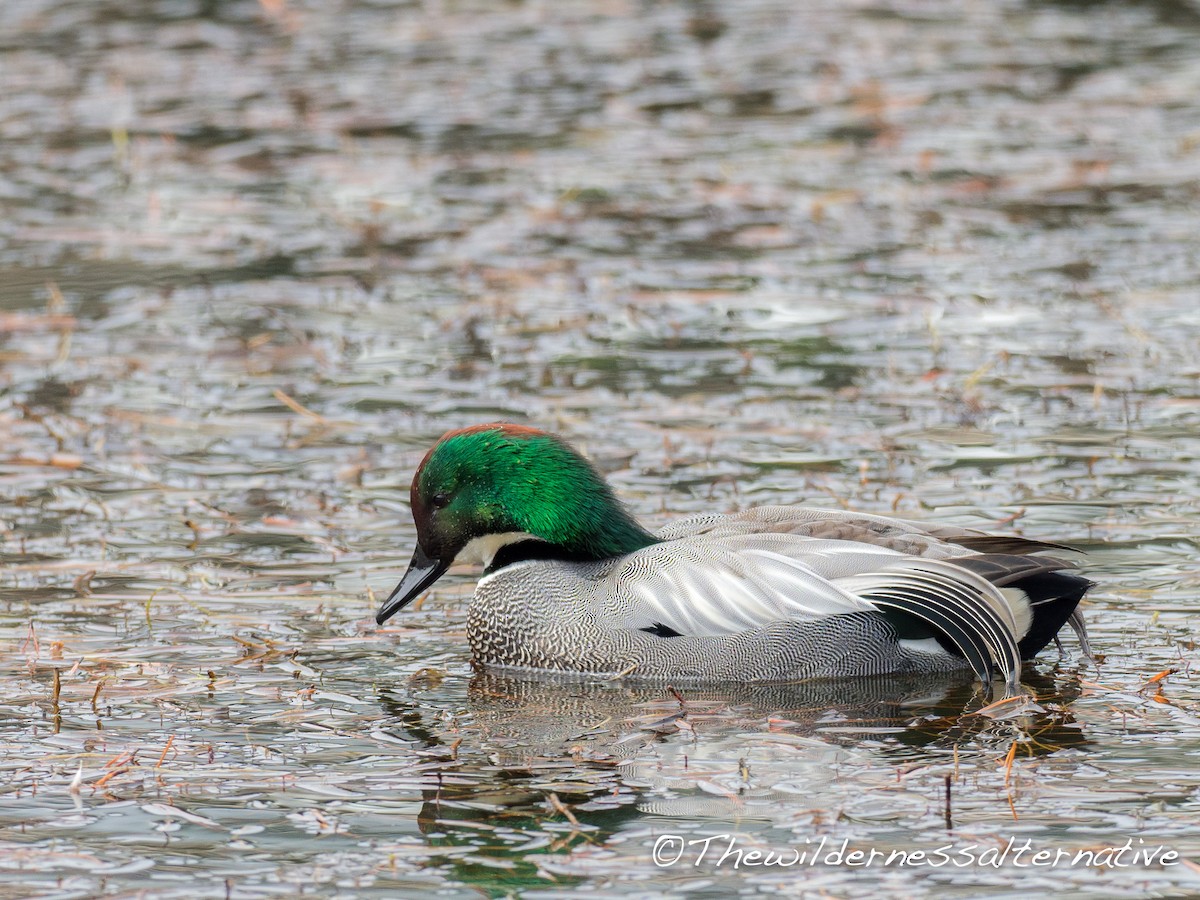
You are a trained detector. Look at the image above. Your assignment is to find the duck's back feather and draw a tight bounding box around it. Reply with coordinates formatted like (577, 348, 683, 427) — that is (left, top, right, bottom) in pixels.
(659, 506, 1074, 559)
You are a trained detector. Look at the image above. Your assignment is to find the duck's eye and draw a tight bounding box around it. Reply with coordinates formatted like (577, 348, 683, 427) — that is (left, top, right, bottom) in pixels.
(430, 492, 451, 510)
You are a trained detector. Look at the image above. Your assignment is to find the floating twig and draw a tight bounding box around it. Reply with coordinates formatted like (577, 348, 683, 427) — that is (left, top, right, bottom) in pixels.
(273, 388, 326, 422)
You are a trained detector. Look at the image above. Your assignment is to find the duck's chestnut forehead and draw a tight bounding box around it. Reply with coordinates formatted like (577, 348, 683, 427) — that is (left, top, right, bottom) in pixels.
(412, 423, 548, 490)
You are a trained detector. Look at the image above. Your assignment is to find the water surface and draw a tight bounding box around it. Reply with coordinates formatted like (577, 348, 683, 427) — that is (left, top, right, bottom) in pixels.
(1, 0, 1199, 896)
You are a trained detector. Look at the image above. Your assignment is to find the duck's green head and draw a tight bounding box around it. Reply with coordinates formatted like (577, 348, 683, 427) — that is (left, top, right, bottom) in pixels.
(375, 423, 657, 625)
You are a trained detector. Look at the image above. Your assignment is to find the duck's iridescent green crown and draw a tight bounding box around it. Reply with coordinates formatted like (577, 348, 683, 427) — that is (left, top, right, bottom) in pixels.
(412, 424, 658, 562)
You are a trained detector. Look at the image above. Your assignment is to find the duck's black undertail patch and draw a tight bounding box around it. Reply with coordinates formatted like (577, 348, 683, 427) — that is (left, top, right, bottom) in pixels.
(640, 622, 684, 638)
(1013, 571, 1093, 659)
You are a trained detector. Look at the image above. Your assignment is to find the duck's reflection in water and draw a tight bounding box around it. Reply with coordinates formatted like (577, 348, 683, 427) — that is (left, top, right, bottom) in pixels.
(377, 666, 1087, 856)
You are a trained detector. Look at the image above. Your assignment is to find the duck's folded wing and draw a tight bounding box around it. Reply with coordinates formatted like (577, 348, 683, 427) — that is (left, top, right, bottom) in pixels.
(616, 533, 1026, 688)
(613, 536, 876, 637)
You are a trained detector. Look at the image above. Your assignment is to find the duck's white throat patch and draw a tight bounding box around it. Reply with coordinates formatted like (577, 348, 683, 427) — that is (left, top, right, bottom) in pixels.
(456, 532, 538, 569)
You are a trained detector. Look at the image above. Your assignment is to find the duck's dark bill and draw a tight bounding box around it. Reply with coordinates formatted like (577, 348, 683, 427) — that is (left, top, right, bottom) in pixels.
(375, 545, 449, 625)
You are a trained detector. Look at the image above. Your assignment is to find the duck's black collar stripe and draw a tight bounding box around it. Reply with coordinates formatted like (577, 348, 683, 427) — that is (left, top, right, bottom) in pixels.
(486, 540, 598, 573)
